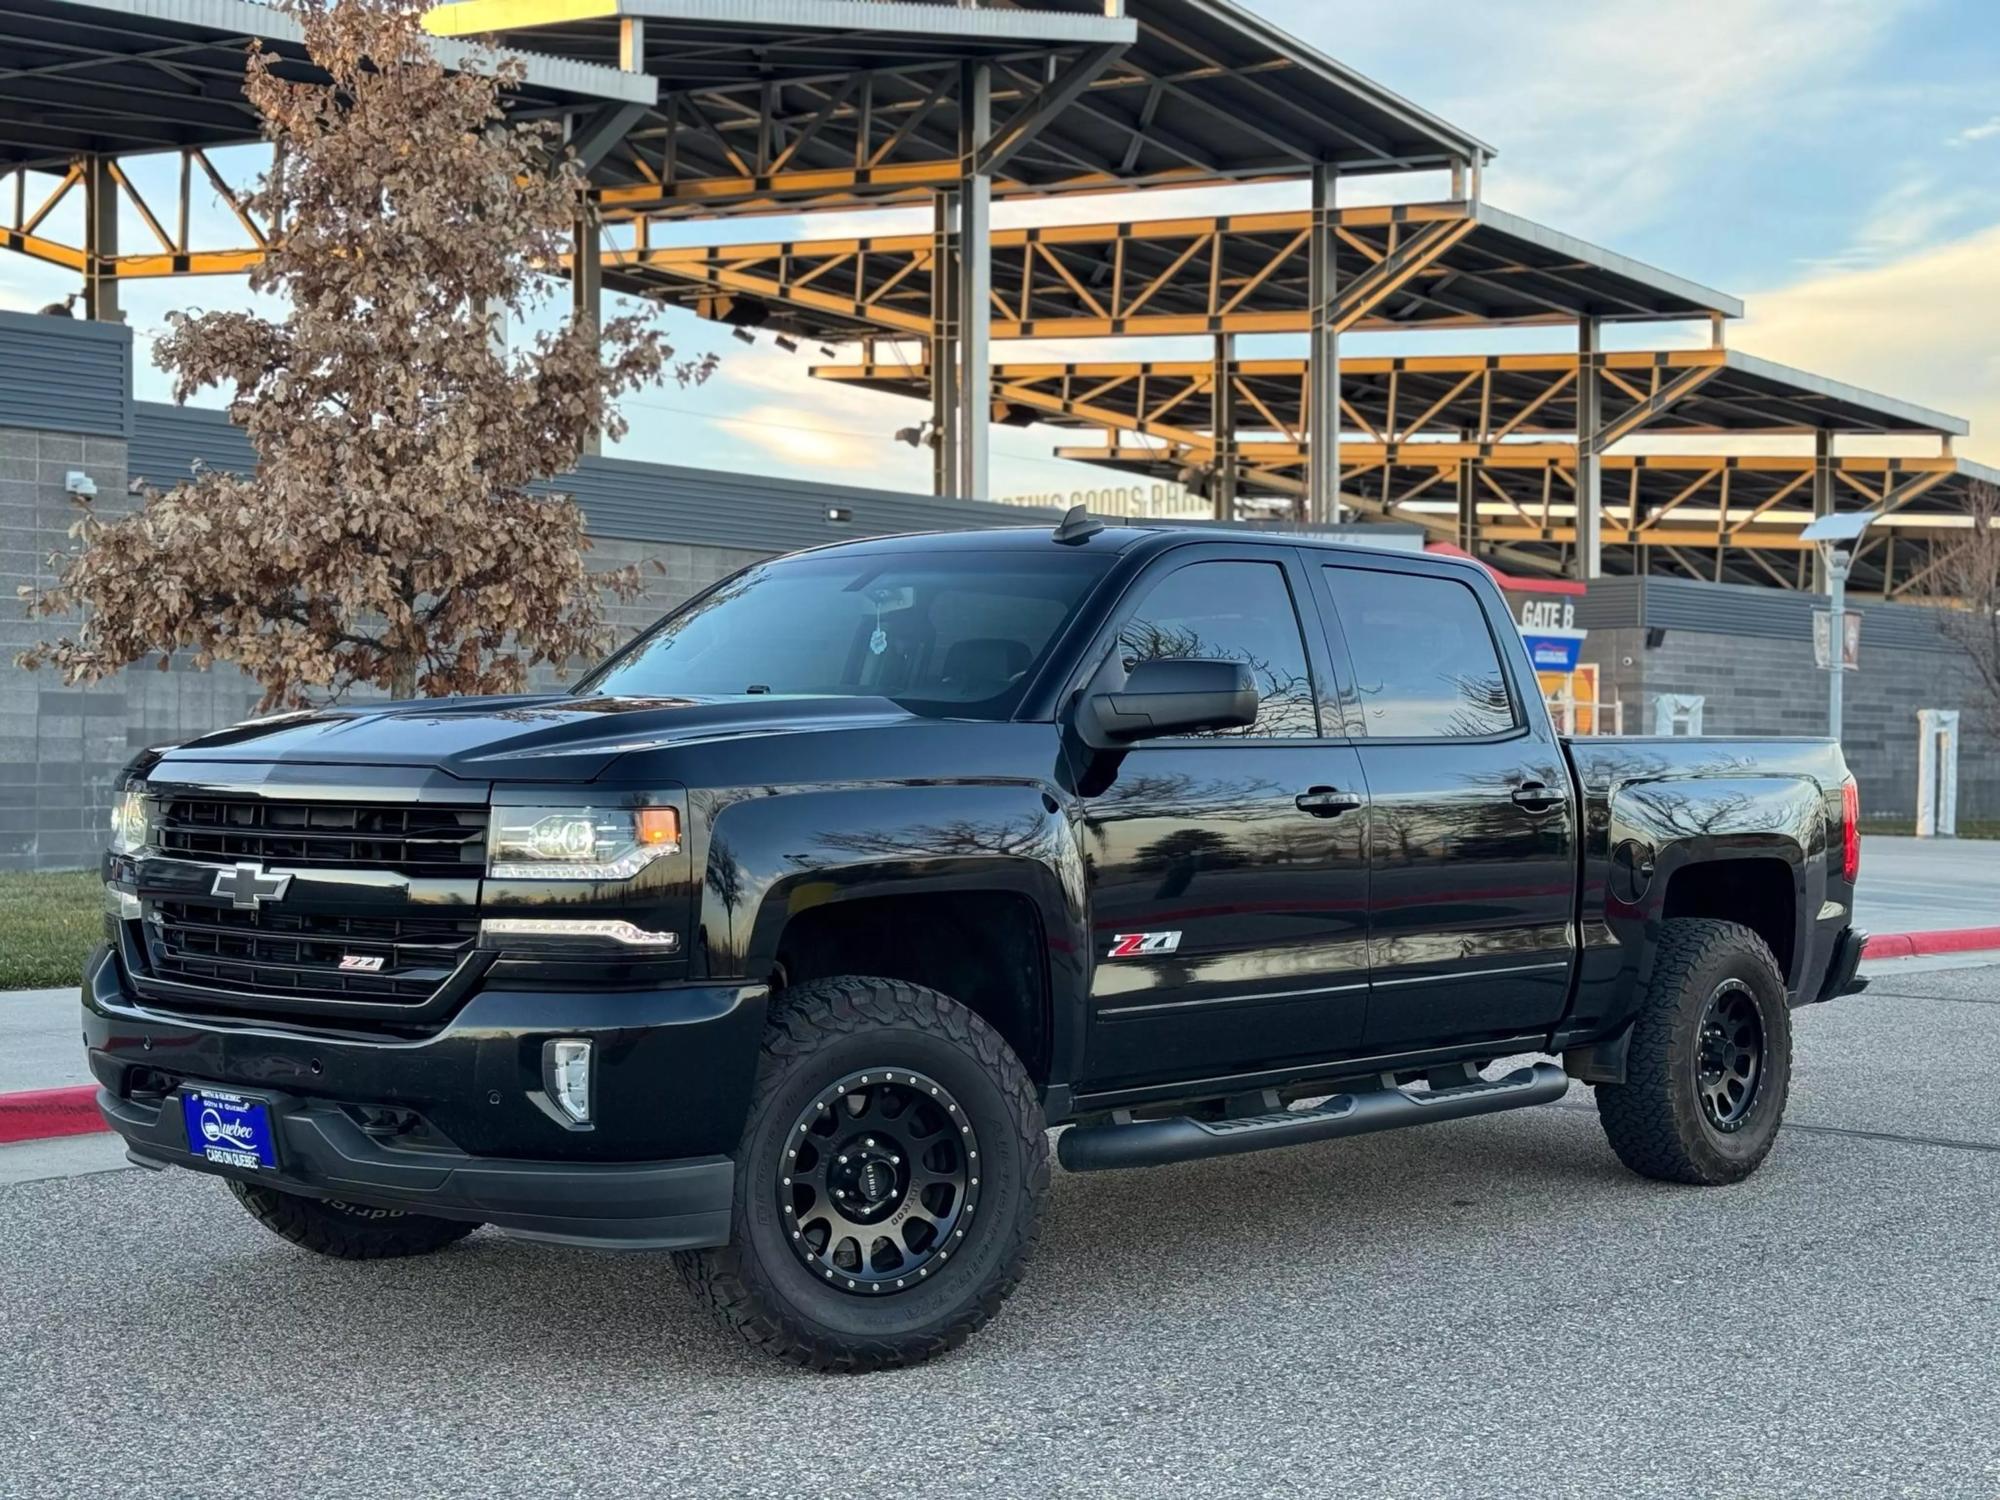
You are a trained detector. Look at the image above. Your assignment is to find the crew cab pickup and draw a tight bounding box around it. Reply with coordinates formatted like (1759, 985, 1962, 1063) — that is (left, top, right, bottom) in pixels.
(86, 516, 1867, 1370)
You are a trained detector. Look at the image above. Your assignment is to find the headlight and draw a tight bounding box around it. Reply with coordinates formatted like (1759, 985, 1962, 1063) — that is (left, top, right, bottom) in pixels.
(109, 787, 153, 855)
(489, 805, 680, 881)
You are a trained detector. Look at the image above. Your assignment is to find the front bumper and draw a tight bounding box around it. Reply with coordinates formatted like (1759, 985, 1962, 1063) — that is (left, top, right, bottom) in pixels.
(82, 945, 766, 1250)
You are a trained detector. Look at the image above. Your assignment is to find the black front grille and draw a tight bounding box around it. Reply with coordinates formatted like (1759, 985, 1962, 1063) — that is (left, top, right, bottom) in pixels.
(158, 796, 487, 877)
(144, 901, 479, 1004)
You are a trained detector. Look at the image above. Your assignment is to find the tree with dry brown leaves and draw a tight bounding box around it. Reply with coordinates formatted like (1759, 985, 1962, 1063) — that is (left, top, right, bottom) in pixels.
(1926, 480, 2000, 744)
(19, 0, 713, 708)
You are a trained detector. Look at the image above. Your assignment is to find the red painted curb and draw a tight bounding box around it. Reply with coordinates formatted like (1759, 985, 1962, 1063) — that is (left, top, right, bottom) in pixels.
(1863, 927, 2000, 961)
(0, 1084, 104, 1145)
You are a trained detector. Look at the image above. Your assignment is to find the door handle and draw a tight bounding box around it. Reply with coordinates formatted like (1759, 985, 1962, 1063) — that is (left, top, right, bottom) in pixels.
(1511, 782, 1564, 815)
(1296, 787, 1365, 817)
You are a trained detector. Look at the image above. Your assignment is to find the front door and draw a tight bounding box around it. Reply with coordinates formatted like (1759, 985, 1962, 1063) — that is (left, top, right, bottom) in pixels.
(1316, 559, 1578, 1051)
(1077, 547, 1372, 1092)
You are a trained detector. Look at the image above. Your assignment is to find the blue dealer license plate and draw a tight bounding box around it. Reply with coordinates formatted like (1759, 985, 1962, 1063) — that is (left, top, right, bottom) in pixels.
(181, 1090, 278, 1169)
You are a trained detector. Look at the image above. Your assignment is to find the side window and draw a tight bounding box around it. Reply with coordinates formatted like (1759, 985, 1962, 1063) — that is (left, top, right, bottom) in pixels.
(1115, 560, 1318, 738)
(1326, 567, 1517, 739)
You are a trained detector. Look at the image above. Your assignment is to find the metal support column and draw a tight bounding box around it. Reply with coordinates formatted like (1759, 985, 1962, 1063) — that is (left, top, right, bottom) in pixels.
(572, 207, 604, 454)
(930, 189, 960, 495)
(1211, 332, 1237, 520)
(1575, 317, 1603, 579)
(1811, 430, 1835, 591)
(1306, 164, 1339, 524)
(1825, 543, 1850, 744)
(82, 155, 120, 323)
(955, 61, 993, 500)
(1455, 433, 1477, 552)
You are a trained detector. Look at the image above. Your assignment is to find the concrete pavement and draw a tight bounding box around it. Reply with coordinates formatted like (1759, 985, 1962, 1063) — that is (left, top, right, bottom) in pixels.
(0, 988, 88, 1094)
(2, 961, 1997, 1498)
(1853, 834, 2000, 936)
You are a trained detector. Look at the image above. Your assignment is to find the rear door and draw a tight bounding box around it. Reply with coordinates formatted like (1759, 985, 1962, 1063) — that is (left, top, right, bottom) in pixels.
(1077, 544, 1372, 1091)
(1314, 558, 1577, 1051)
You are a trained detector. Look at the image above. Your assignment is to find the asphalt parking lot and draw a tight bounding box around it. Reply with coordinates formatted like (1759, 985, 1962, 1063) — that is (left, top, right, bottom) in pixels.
(4, 959, 1998, 1500)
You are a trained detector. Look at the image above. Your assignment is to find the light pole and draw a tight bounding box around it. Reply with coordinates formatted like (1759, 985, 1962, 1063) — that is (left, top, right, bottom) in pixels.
(1800, 510, 1878, 743)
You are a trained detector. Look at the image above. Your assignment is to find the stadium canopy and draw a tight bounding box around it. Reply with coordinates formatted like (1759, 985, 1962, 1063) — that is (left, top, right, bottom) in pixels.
(0, 0, 650, 297)
(812, 348, 1968, 449)
(0, 0, 650, 170)
(606, 200, 1742, 340)
(422, 0, 1493, 215)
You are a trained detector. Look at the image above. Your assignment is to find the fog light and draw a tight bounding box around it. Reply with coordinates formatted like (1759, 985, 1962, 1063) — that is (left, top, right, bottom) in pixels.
(544, 1039, 593, 1125)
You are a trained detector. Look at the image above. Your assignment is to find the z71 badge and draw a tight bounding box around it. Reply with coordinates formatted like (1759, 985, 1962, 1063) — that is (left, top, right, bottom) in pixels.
(1107, 931, 1182, 959)
(338, 954, 386, 972)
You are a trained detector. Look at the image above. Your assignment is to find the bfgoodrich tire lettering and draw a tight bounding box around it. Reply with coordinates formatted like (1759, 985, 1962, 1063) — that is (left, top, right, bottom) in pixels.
(1595, 918, 1793, 1186)
(677, 975, 1049, 1372)
(228, 1180, 481, 1259)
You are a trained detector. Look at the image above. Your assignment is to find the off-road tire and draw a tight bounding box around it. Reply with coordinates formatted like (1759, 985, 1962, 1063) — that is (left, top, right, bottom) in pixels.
(228, 1180, 480, 1260)
(677, 975, 1049, 1372)
(1595, 918, 1792, 1185)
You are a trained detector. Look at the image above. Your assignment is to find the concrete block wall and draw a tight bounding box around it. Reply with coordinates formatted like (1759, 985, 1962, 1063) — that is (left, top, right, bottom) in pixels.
(1581, 627, 1999, 823)
(1, 426, 136, 872)
(2, 478, 771, 871)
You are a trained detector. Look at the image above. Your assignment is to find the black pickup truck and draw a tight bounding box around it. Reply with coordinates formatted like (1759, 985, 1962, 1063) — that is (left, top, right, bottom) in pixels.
(86, 516, 1867, 1370)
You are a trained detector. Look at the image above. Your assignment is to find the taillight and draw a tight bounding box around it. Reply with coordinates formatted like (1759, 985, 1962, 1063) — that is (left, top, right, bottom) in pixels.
(1840, 778, 1861, 882)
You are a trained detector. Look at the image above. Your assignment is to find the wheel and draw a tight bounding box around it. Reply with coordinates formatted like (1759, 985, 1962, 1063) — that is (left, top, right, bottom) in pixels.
(677, 975, 1049, 1372)
(228, 1179, 480, 1260)
(1595, 918, 1793, 1186)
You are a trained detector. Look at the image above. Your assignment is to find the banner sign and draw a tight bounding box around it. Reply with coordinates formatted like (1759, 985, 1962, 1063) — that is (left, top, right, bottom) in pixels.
(1522, 630, 1585, 672)
(1813, 609, 1861, 671)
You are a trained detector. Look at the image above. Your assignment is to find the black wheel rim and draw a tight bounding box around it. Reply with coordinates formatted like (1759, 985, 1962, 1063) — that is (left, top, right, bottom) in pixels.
(1695, 979, 1765, 1133)
(777, 1069, 980, 1296)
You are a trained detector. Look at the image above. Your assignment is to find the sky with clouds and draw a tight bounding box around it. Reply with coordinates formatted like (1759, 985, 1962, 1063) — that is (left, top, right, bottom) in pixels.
(4, 0, 1996, 493)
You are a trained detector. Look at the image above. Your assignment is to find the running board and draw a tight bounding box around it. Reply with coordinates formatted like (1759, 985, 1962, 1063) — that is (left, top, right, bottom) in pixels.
(1056, 1063, 1571, 1173)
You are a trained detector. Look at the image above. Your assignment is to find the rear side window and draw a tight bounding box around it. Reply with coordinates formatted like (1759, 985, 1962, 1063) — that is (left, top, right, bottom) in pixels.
(1115, 559, 1318, 738)
(1325, 567, 1516, 739)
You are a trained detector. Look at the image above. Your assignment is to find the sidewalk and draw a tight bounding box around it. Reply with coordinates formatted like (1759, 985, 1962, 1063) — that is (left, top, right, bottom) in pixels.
(0, 988, 90, 1094)
(1854, 836, 2000, 936)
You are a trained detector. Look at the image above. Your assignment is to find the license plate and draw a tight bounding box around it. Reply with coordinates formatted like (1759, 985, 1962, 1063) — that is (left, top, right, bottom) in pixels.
(181, 1089, 278, 1170)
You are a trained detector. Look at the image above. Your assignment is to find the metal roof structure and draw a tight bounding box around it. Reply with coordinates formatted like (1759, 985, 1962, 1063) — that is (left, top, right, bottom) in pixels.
(0, 0, 1984, 597)
(423, 0, 1490, 217)
(1044, 442, 1996, 596)
(811, 346, 1981, 592)
(611, 200, 1742, 340)
(0, 0, 649, 169)
(0, 0, 652, 291)
(813, 348, 1968, 448)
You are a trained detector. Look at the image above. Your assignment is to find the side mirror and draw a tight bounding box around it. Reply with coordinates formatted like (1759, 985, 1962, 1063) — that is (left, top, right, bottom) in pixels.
(1076, 658, 1259, 749)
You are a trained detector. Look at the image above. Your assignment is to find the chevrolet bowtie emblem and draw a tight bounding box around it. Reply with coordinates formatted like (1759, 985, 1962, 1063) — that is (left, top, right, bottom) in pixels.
(212, 861, 292, 910)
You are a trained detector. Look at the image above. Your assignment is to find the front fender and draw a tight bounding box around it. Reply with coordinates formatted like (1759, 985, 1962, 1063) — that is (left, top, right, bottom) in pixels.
(692, 781, 1090, 1077)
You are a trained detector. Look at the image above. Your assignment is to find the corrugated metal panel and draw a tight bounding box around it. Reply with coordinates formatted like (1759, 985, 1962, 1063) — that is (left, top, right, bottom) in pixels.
(1571, 576, 1646, 631)
(0, 310, 131, 437)
(129, 402, 254, 488)
(1639, 577, 1953, 653)
(130, 401, 1424, 555)
(564, 451, 1070, 550)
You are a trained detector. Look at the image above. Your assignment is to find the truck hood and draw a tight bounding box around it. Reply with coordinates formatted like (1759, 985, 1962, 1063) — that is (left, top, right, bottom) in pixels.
(150, 693, 921, 783)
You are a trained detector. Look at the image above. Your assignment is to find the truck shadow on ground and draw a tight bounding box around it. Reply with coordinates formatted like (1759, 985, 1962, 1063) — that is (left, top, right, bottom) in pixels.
(104, 1097, 1740, 1380)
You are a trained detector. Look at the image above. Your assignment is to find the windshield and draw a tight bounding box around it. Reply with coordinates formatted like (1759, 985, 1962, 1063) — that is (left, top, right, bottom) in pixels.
(580, 548, 1112, 720)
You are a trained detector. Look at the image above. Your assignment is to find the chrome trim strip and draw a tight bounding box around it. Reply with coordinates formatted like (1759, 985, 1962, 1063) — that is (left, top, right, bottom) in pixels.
(1098, 979, 1368, 1018)
(1372, 960, 1572, 989)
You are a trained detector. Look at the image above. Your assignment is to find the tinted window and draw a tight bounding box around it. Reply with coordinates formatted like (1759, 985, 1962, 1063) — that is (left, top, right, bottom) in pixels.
(582, 550, 1109, 720)
(1115, 560, 1317, 737)
(1326, 567, 1515, 738)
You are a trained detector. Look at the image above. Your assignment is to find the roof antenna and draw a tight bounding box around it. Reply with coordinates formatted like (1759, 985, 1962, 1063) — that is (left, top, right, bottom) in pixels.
(1053, 504, 1106, 545)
